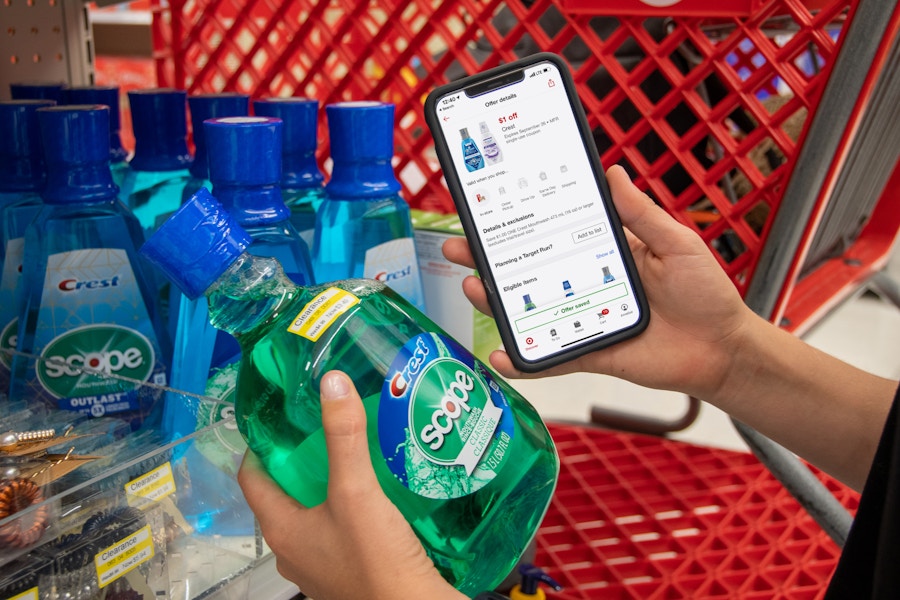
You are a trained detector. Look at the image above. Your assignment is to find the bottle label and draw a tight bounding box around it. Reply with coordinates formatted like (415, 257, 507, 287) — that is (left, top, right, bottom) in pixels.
(0, 237, 25, 375)
(363, 238, 425, 310)
(287, 287, 361, 341)
(25, 249, 167, 417)
(379, 332, 514, 499)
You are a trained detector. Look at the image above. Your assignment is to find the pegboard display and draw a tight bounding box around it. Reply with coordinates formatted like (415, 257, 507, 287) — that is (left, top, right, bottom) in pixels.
(0, 0, 93, 100)
(149, 0, 859, 296)
(537, 423, 859, 598)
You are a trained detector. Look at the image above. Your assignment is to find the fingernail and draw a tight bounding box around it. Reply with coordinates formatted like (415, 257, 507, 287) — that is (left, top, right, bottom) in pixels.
(321, 371, 350, 400)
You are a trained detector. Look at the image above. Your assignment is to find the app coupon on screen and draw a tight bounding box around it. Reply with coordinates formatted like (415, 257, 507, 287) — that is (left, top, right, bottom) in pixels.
(434, 60, 642, 361)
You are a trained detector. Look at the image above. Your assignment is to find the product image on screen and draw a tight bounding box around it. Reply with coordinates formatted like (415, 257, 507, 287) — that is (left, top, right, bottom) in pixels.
(433, 59, 643, 363)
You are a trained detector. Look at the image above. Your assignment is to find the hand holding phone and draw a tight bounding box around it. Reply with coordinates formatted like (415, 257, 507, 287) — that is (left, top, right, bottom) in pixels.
(425, 53, 649, 372)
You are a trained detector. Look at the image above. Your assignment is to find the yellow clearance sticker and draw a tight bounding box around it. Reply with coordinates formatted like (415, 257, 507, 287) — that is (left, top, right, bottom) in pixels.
(124, 462, 176, 505)
(287, 287, 360, 341)
(8, 587, 38, 600)
(94, 524, 155, 587)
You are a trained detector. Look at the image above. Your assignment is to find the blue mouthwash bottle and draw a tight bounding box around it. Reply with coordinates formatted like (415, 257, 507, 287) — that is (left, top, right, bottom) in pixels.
(182, 92, 250, 202)
(314, 101, 425, 311)
(0, 100, 54, 396)
(140, 192, 558, 596)
(460, 127, 484, 172)
(9, 82, 65, 103)
(253, 97, 326, 250)
(119, 88, 192, 232)
(61, 86, 130, 189)
(9, 105, 170, 429)
(206, 116, 315, 287)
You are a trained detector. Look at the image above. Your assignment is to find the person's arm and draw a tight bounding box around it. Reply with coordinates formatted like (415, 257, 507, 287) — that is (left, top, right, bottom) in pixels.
(238, 371, 467, 600)
(443, 164, 896, 490)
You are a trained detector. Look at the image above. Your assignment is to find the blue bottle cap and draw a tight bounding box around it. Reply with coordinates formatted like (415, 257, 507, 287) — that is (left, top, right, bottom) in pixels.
(61, 85, 128, 163)
(253, 97, 324, 189)
(205, 116, 289, 225)
(188, 93, 250, 179)
(37, 105, 118, 204)
(128, 88, 192, 172)
(325, 101, 401, 199)
(10, 81, 66, 103)
(0, 100, 54, 192)
(140, 188, 252, 300)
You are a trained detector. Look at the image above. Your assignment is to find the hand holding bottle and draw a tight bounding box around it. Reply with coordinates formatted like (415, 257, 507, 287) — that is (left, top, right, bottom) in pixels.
(238, 371, 466, 600)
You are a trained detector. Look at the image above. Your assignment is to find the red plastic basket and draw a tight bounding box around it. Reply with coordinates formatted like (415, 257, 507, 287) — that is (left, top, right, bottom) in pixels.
(149, 0, 864, 298)
(538, 423, 858, 599)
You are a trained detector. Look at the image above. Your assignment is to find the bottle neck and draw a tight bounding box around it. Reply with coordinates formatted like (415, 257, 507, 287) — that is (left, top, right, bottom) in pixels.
(213, 185, 291, 226)
(42, 161, 118, 204)
(205, 252, 299, 338)
(325, 158, 401, 199)
(282, 150, 324, 190)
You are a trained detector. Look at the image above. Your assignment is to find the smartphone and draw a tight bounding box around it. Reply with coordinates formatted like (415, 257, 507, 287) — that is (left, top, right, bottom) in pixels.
(424, 52, 649, 372)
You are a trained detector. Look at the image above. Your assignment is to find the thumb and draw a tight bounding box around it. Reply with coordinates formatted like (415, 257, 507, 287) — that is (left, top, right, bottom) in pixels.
(606, 164, 695, 256)
(320, 370, 380, 497)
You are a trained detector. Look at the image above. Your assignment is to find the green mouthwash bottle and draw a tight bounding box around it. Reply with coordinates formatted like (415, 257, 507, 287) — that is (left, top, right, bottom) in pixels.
(253, 97, 326, 251)
(141, 192, 559, 596)
(0, 99, 54, 395)
(10, 105, 170, 429)
(119, 88, 192, 232)
(61, 86, 130, 188)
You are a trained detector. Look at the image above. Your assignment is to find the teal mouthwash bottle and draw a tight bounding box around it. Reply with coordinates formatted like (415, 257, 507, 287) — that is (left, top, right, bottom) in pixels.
(9, 105, 170, 429)
(313, 101, 425, 311)
(61, 86, 130, 188)
(460, 127, 484, 172)
(0, 100, 54, 395)
(9, 81, 65, 103)
(253, 97, 326, 250)
(141, 192, 558, 596)
(162, 116, 316, 431)
(119, 88, 192, 232)
(182, 92, 250, 202)
(206, 116, 315, 287)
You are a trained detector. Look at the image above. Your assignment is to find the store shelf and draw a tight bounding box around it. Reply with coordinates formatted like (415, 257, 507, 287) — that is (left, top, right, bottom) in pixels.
(0, 354, 271, 600)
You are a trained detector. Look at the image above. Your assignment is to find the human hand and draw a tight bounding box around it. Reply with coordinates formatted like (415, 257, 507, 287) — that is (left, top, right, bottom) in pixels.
(237, 371, 466, 600)
(442, 164, 757, 401)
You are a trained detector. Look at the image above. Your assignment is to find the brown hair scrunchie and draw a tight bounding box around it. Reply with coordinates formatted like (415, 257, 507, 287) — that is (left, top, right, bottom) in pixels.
(0, 478, 50, 548)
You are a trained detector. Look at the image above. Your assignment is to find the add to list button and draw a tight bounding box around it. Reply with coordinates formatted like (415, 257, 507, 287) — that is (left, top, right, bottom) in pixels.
(572, 221, 608, 244)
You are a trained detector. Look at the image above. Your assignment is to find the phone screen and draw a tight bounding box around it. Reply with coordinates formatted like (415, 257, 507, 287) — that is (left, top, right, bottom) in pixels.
(432, 58, 644, 364)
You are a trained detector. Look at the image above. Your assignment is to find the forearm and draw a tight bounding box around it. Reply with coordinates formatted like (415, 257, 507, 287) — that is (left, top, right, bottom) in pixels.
(708, 312, 896, 490)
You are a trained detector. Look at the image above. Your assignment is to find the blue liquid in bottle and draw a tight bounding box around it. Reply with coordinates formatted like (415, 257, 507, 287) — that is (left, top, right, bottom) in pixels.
(182, 92, 250, 202)
(10, 105, 170, 429)
(253, 97, 325, 251)
(119, 89, 192, 233)
(9, 81, 65, 103)
(61, 86, 130, 189)
(0, 99, 54, 396)
(313, 101, 425, 311)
